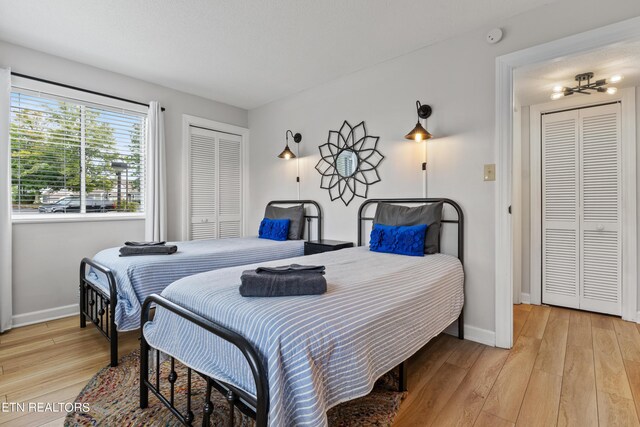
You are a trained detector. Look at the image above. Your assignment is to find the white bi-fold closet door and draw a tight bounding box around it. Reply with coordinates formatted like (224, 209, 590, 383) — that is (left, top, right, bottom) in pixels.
(188, 126, 243, 240)
(542, 103, 622, 315)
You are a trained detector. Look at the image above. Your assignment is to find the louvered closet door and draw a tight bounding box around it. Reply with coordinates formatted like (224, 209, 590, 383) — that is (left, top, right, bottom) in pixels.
(578, 103, 621, 315)
(188, 127, 243, 240)
(190, 127, 217, 240)
(542, 110, 580, 308)
(217, 134, 243, 239)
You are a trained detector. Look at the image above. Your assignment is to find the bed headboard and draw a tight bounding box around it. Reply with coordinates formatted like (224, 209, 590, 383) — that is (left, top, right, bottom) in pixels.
(356, 198, 464, 264)
(266, 200, 322, 242)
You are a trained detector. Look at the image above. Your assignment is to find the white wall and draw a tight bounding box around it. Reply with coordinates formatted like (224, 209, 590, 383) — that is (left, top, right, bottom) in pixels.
(0, 41, 248, 320)
(248, 0, 640, 336)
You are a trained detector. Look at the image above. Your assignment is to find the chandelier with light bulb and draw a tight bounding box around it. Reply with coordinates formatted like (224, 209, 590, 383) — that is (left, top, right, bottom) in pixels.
(550, 72, 622, 100)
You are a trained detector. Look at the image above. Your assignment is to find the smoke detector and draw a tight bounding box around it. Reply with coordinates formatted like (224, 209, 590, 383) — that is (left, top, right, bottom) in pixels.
(486, 28, 503, 44)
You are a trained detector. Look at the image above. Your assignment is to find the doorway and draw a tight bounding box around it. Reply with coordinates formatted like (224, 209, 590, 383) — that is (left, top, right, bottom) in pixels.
(495, 16, 640, 348)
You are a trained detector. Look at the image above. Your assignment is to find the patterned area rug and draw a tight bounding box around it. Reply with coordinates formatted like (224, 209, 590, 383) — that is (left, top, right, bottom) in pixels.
(65, 350, 406, 426)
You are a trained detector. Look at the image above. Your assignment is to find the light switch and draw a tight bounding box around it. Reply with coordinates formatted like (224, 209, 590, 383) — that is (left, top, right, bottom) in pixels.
(484, 164, 495, 181)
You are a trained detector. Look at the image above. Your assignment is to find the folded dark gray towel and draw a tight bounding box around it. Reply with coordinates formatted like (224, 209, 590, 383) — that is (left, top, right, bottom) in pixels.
(124, 241, 167, 247)
(119, 245, 177, 257)
(240, 269, 327, 297)
(255, 264, 325, 275)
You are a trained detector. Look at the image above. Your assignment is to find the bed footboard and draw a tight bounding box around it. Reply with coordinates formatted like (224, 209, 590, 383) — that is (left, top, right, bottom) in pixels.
(140, 294, 269, 427)
(79, 257, 119, 367)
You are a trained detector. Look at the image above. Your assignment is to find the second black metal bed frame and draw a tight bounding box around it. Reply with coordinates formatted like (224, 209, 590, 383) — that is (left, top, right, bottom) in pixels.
(79, 200, 322, 367)
(139, 198, 465, 426)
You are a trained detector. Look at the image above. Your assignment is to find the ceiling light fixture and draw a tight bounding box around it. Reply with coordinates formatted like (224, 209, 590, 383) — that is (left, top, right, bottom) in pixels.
(550, 72, 622, 100)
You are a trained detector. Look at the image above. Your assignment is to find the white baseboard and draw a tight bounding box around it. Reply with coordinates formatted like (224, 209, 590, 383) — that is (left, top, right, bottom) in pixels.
(11, 304, 78, 328)
(444, 322, 496, 347)
(520, 293, 531, 304)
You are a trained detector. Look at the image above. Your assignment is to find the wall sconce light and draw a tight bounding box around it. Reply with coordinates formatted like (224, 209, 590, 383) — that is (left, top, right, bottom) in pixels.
(277, 130, 302, 159)
(405, 101, 433, 197)
(405, 101, 432, 142)
(277, 130, 303, 199)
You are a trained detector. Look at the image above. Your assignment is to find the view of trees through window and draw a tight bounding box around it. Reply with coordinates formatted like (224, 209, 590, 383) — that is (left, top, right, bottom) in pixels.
(10, 91, 146, 215)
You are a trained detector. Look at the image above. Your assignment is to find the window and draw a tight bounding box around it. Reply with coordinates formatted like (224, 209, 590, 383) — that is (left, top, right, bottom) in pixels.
(10, 90, 146, 217)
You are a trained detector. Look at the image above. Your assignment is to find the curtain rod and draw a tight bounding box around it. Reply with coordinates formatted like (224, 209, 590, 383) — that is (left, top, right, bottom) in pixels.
(11, 72, 166, 112)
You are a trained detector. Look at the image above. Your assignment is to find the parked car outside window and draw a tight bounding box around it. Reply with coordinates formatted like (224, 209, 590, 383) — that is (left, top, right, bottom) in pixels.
(38, 196, 115, 213)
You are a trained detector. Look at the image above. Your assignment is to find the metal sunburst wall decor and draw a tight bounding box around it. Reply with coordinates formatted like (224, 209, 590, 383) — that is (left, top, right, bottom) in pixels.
(315, 120, 384, 206)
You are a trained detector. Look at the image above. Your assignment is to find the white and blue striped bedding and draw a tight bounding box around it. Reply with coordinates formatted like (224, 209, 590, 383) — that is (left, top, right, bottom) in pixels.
(88, 237, 305, 331)
(143, 247, 464, 427)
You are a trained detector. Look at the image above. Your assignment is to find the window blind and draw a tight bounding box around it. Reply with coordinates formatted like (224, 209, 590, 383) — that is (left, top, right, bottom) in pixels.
(10, 90, 146, 215)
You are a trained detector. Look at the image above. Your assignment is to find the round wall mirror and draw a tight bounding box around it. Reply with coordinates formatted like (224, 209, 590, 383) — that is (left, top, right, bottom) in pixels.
(336, 150, 358, 177)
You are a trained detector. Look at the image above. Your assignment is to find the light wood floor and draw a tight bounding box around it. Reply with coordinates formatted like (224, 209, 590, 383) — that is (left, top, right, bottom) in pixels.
(0, 316, 138, 426)
(1, 306, 640, 426)
(394, 304, 640, 427)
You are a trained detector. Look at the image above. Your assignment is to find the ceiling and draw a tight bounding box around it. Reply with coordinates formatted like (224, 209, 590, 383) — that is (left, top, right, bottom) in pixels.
(515, 39, 640, 106)
(0, 0, 559, 109)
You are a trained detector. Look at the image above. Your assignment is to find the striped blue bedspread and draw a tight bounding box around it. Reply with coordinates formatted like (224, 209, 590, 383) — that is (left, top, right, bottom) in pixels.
(143, 247, 464, 426)
(88, 237, 304, 331)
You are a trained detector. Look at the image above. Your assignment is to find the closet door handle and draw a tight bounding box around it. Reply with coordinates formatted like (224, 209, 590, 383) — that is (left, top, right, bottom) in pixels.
(596, 224, 605, 231)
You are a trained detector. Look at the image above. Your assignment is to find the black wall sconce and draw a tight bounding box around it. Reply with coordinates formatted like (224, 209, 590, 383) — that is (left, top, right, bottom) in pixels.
(405, 101, 432, 142)
(277, 130, 303, 199)
(277, 130, 302, 160)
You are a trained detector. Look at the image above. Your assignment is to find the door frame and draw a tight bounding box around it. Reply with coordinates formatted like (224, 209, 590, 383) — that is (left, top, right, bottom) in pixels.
(181, 114, 250, 240)
(495, 15, 640, 348)
(529, 89, 636, 319)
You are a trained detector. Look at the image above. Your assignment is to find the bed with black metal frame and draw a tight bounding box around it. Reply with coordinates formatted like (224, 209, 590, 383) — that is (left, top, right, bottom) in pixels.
(79, 200, 322, 367)
(139, 198, 464, 426)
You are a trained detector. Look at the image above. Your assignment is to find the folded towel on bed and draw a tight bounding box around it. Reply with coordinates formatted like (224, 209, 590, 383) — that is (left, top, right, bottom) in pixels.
(124, 241, 167, 247)
(240, 266, 327, 297)
(255, 264, 325, 275)
(119, 245, 178, 257)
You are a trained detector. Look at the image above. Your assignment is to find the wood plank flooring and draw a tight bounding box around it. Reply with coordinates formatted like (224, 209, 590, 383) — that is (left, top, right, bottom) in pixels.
(0, 316, 138, 426)
(395, 305, 640, 427)
(1, 306, 639, 426)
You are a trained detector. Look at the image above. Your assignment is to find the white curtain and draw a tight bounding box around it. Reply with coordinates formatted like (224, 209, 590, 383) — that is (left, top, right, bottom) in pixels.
(0, 68, 12, 333)
(145, 101, 167, 242)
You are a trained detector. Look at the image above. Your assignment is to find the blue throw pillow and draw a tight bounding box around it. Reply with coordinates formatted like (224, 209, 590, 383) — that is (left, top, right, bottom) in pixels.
(369, 223, 428, 256)
(259, 218, 290, 241)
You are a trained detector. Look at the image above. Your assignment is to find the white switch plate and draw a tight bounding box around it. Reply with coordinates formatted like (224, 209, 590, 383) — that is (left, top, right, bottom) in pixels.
(484, 164, 496, 181)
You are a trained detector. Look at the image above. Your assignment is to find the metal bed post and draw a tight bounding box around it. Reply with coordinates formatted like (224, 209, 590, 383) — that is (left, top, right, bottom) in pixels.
(398, 361, 408, 392)
(109, 282, 118, 367)
(140, 320, 149, 409)
(79, 263, 86, 329)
